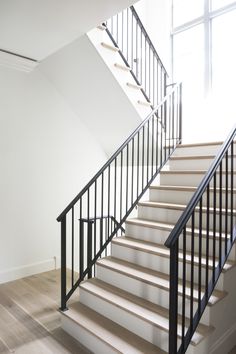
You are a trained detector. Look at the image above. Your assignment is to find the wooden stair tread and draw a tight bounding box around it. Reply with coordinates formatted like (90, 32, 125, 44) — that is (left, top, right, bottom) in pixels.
(177, 141, 236, 148)
(170, 155, 216, 161)
(80, 278, 214, 345)
(62, 302, 164, 354)
(137, 100, 152, 107)
(114, 63, 131, 71)
(150, 185, 236, 193)
(112, 236, 235, 273)
(101, 42, 119, 52)
(138, 200, 236, 215)
(97, 256, 227, 305)
(126, 218, 231, 240)
(126, 82, 142, 90)
(161, 170, 232, 174)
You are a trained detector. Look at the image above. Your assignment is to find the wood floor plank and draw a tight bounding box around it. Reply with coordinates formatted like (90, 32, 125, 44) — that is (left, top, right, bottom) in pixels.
(0, 270, 90, 354)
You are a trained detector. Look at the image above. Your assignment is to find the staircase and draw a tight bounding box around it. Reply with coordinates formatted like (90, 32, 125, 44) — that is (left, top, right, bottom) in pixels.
(60, 140, 236, 354)
(57, 5, 236, 353)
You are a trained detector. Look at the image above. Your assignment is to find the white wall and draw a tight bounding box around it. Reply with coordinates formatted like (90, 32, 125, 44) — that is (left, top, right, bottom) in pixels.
(135, 0, 172, 73)
(0, 66, 107, 283)
(40, 34, 143, 157)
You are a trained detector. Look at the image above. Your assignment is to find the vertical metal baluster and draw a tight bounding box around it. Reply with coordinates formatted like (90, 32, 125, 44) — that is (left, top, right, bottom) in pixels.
(71, 206, 74, 287)
(182, 227, 187, 349)
(168, 92, 171, 156)
(153, 55, 155, 107)
(61, 215, 67, 311)
(213, 173, 217, 283)
(145, 39, 147, 92)
(114, 158, 117, 235)
(198, 198, 202, 313)
(126, 9, 129, 61)
(190, 212, 195, 332)
(94, 181, 97, 275)
(142, 126, 145, 189)
(116, 14, 118, 44)
(157, 60, 159, 105)
(205, 186, 210, 300)
(136, 20, 138, 78)
(152, 115, 154, 176)
(101, 173, 104, 253)
(219, 162, 223, 266)
(105, 218, 108, 256)
(169, 239, 179, 354)
(147, 120, 150, 184)
(131, 138, 134, 204)
(108, 165, 111, 240)
(149, 46, 151, 100)
(120, 151, 123, 221)
(156, 110, 159, 170)
(80, 198, 84, 275)
(126, 144, 129, 213)
(225, 151, 228, 254)
(160, 104, 163, 166)
(137, 132, 140, 199)
(140, 33, 143, 85)
(164, 97, 167, 161)
(87, 220, 93, 278)
(230, 142, 234, 242)
(131, 14, 134, 70)
(122, 10, 124, 52)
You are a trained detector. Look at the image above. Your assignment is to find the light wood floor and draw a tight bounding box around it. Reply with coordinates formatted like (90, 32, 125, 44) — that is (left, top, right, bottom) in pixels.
(0, 270, 90, 354)
(0, 270, 235, 354)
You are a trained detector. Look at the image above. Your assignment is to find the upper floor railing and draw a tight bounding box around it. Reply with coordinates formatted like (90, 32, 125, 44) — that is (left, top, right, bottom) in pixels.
(165, 125, 236, 353)
(105, 5, 168, 108)
(57, 83, 182, 311)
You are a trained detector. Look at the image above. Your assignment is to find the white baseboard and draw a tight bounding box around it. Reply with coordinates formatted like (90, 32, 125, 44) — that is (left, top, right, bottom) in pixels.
(209, 322, 236, 354)
(0, 257, 60, 284)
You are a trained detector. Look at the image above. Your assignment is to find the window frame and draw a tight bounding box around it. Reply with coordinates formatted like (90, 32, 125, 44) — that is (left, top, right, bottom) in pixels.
(171, 0, 236, 96)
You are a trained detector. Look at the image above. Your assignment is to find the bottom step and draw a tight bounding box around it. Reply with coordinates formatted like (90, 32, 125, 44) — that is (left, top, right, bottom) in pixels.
(61, 302, 165, 354)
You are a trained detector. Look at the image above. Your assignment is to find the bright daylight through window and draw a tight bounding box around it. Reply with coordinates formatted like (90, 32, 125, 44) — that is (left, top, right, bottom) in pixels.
(172, 0, 236, 141)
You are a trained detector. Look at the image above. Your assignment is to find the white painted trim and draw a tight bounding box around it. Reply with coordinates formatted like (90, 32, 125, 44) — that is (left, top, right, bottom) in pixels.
(0, 50, 38, 73)
(209, 322, 236, 354)
(0, 257, 60, 284)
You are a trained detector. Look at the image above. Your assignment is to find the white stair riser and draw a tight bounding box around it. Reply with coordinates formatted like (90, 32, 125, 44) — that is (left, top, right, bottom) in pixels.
(95, 265, 211, 325)
(160, 173, 236, 187)
(169, 159, 212, 171)
(168, 158, 236, 171)
(172, 145, 221, 157)
(61, 315, 118, 354)
(150, 189, 235, 209)
(110, 242, 224, 286)
(125, 222, 236, 260)
(80, 288, 169, 350)
(138, 205, 235, 232)
(125, 221, 171, 243)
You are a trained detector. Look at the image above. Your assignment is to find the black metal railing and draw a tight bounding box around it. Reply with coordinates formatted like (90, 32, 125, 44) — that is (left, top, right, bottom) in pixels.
(105, 6, 168, 108)
(57, 83, 182, 311)
(165, 125, 236, 353)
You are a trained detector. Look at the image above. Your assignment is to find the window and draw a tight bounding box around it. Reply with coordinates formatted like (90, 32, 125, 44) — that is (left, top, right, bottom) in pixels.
(173, 25, 204, 100)
(211, 0, 235, 10)
(173, 0, 204, 27)
(212, 9, 236, 95)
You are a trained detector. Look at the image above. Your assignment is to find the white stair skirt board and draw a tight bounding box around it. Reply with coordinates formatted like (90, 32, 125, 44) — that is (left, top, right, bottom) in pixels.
(61, 142, 236, 354)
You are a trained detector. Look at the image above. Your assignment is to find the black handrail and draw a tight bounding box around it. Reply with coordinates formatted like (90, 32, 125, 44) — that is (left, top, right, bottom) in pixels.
(58, 83, 182, 311)
(105, 6, 168, 109)
(165, 124, 236, 353)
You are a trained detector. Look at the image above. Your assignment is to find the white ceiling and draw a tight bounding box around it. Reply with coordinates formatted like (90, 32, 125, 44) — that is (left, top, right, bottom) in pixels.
(0, 0, 138, 61)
